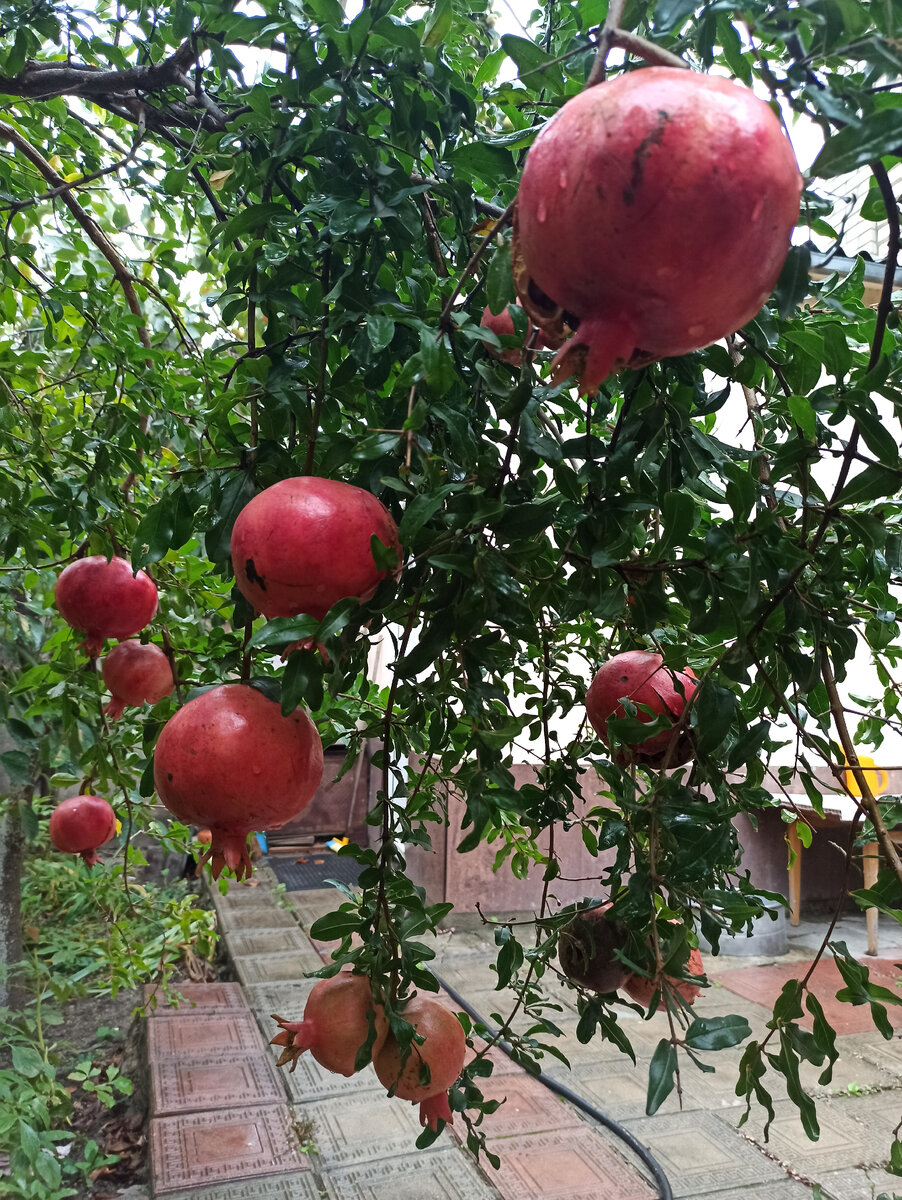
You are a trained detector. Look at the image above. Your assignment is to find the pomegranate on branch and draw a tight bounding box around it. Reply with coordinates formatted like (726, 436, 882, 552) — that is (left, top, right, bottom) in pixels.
(586, 650, 697, 766)
(49, 794, 117, 867)
(153, 683, 323, 880)
(55, 556, 159, 656)
(558, 904, 630, 993)
(374, 996, 466, 1131)
(231, 477, 401, 623)
(270, 968, 388, 1076)
(102, 639, 174, 720)
(513, 67, 802, 392)
(625, 945, 705, 1009)
(479, 299, 556, 366)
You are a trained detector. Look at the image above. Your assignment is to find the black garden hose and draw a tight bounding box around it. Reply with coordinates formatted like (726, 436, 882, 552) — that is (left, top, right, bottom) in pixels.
(432, 969, 674, 1200)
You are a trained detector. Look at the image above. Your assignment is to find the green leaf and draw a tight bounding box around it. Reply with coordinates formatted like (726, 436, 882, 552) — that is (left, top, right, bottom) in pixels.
(422, 0, 452, 46)
(684, 1014, 752, 1051)
(787, 395, 816, 440)
(445, 141, 513, 186)
(773, 246, 812, 318)
(655, 490, 696, 557)
(367, 314, 395, 352)
(653, 0, 699, 32)
(692, 681, 737, 754)
(247, 616, 319, 650)
(486, 242, 515, 315)
(309, 910, 360, 940)
(812, 109, 902, 177)
(215, 202, 287, 244)
(12, 1045, 44, 1077)
(646, 1038, 678, 1114)
(833, 464, 902, 507)
(501, 35, 562, 89)
(0, 749, 32, 787)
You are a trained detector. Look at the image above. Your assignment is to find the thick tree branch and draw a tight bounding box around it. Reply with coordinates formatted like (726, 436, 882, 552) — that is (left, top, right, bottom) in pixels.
(0, 42, 195, 100)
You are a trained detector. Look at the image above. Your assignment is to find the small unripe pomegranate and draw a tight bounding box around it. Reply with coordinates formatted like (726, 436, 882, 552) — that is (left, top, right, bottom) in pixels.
(231, 477, 401, 622)
(625, 946, 705, 1008)
(102, 640, 174, 719)
(153, 683, 324, 880)
(480, 302, 525, 366)
(514, 67, 802, 391)
(374, 996, 466, 1130)
(270, 969, 388, 1076)
(49, 795, 117, 866)
(55, 556, 159, 656)
(586, 650, 697, 766)
(558, 904, 630, 993)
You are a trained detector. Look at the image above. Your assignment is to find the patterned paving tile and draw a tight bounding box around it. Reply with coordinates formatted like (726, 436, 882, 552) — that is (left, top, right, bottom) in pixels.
(817, 1165, 902, 1199)
(234, 949, 326, 985)
(295, 1092, 454, 1166)
(715, 958, 902, 1036)
(162, 1175, 324, 1200)
(463, 1074, 584, 1139)
(484, 1127, 656, 1199)
(695, 1185, 815, 1200)
(225, 928, 316, 957)
(151, 1052, 285, 1116)
(150, 1105, 307, 1193)
(714, 1095, 890, 1172)
(143, 981, 248, 1016)
(215, 907, 300, 930)
(274, 1048, 384, 1103)
(318, 1147, 501, 1199)
(619, 1111, 785, 1196)
(823, 1090, 902, 1144)
(842, 1030, 902, 1081)
(244, 981, 319, 1022)
(147, 1012, 265, 1061)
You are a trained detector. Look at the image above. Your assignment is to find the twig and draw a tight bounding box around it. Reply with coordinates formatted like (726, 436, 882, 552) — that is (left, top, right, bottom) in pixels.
(437, 200, 515, 334)
(585, 0, 627, 87)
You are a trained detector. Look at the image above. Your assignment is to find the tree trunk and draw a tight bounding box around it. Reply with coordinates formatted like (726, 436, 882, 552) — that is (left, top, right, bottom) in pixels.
(0, 728, 26, 1012)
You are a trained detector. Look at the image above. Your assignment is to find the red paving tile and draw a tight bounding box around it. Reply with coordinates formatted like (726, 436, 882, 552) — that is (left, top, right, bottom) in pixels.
(484, 1127, 656, 1199)
(459, 1074, 583, 1139)
(143, 981, 248, 1015)
(147, 1011, 265, 1060)
(150, 1105, 308, 1193)
(715, 957, 902, 1034)
(151, 1052, 285, 1115)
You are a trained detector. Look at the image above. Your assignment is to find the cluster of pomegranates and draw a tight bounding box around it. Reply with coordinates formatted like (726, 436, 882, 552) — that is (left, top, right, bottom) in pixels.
(559, 904, 704, 1008)
(482, 66, 802, 392)
(48, 477, 402, 877)
(270, 970, 466, 1130)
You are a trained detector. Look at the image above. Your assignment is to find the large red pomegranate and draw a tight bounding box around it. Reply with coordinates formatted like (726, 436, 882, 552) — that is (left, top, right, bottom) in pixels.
(230, 477, 401, 622)
(625, 946, 705, 1009)
(374, 996, 466, 1130)
(55, 556, 159, 656)
(49, 795, 117, 866)
(513, 67, 802, 392)
(102, 640, 174, 720)
(586, 650, 697, 766)
(558, 904, 630, 993)
(153, 683, 324, 880)
(270, 969, 388, 1076)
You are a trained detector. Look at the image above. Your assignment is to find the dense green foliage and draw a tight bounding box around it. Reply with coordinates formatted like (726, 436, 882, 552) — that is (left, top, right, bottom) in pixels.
(1, 0, 901, 1179)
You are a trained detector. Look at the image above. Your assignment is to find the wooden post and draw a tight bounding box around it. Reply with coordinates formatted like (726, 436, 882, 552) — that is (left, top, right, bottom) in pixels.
(787, 822, 802, 927)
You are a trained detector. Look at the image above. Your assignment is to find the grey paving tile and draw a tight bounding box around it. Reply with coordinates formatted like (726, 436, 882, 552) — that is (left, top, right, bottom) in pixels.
(691, 1184, 815, 1199)
(817, 1165, 902, 1199)
(244, 980, 319, 1023)
(317, 1148, 501, 1199)
(294, 1092, 455, 1166)
(274, 1047, 384, 1103)
(233, 948, 326, 985)
(842, 1032, 902, 1084)
(714, 1095, 888, 1173)
(823, 1090, 902, 1145)
(161, 1175, 325, 1200)
(215, 906, 300, 930)
(225, 928, 316, 958)
(620, 1110, 785, 1196)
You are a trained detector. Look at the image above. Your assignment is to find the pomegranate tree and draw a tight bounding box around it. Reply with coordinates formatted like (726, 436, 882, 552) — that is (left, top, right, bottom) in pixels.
(102, 639, 174, 719)
(54, 556, 159, 656)
(625, 946, 705, 1009)
(586, 650, 697, 766)
(374, 996, 466, 1130)
(231, 476, 401, 622)
(513, 67, 802, 391)
(49, 795, 117, 866)
(558, 904, 630, 993)
(153, 683, 323, 880)
(270, 969, 388, 1076)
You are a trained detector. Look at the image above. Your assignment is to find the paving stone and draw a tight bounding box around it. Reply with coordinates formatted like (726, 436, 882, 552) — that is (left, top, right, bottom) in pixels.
(244, 980, 319, 1021)
(151, 1052, 285, 1116)
(823, 1090, 902, 1145)
(147, 1012, 265, 1061)
(217, 907, 300, 931)
(294, 1092, 454, 1166)
(817, 1165, 902, 1199)
(843, 1031, 902, 1081)
(143, 981, 248, 1016)
(714, 1095, 890, 1172)
(463, 1074, 584, 1139)
(233, 948, 326, 985)
(318, 1147, 501, 1199)
(619, 1110, 785, 1196)
(483, 1127, 657, 1199)
(161, 1174, 324, 1200)
(692, 1185, 815, 1200)
(226, 929, 315, 958)
(275, 1047, 384, 1103)
(150, 1105, 308, 1193)
(213, 886, 281, 910)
